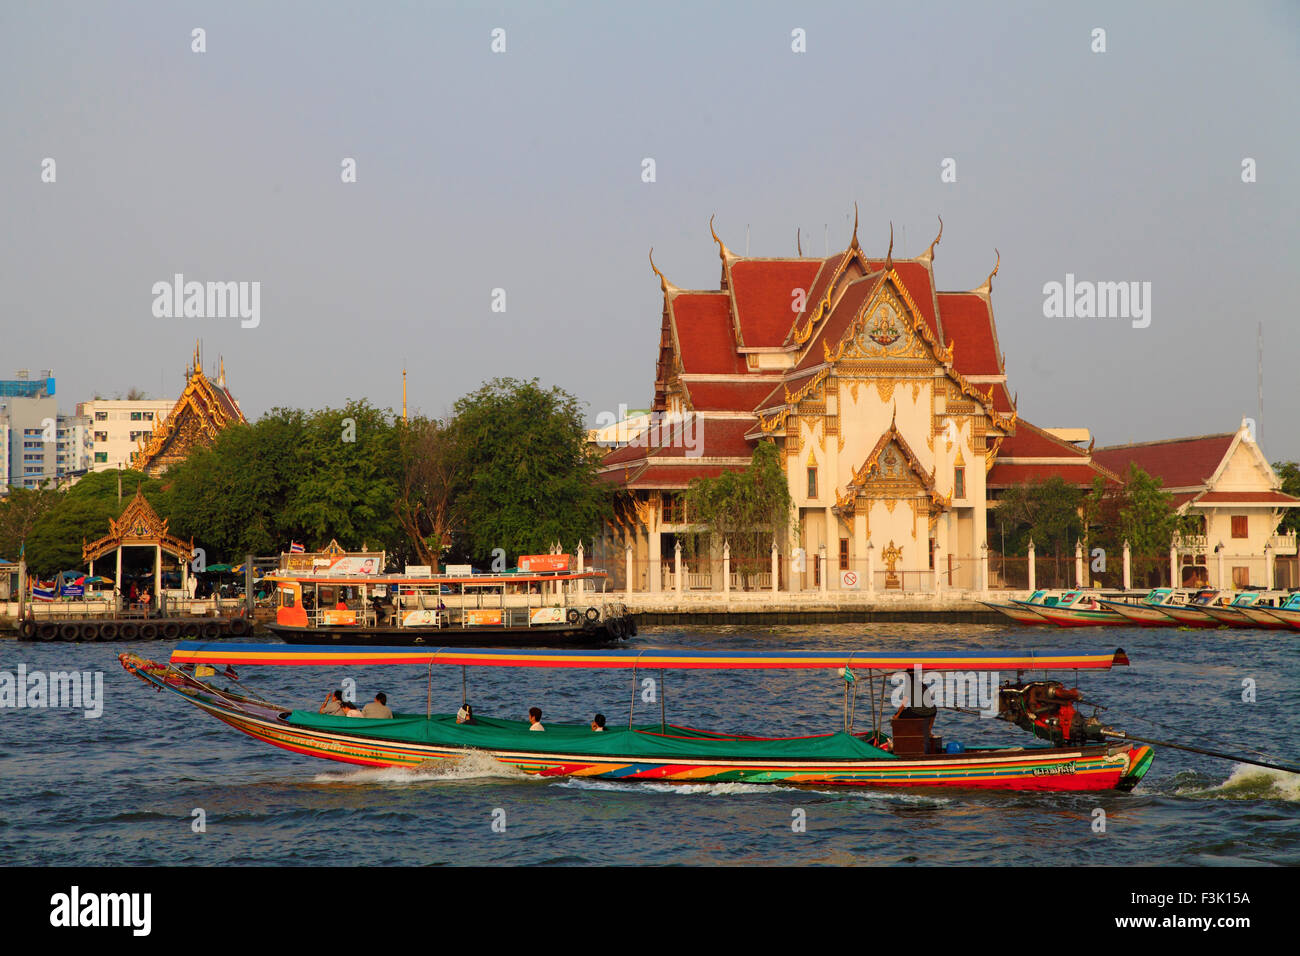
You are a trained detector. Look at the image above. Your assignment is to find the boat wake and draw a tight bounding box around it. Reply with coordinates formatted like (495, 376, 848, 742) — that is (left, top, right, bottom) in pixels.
(552, 778, 950, 804)
(311, 753, 531, 785)
(1177, 764, 1300, 801)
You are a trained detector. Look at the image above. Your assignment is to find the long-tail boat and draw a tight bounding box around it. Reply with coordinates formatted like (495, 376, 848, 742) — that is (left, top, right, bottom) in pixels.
(266, 569, 633, 646)
(119, 643, 1155, 792)
(1257, 591, 1300, 630)
(1025, 590, 1126, 627)
(1097, 588, 1192, 626)
(1159, 588, 1232, 627)
(979, 589, 1066, 625)
(1203, 589, 1290, 627)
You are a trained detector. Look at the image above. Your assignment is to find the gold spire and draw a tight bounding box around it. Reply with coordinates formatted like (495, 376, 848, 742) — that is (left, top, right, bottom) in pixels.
(849, 202, 860, 250)
(924, 215, 943, 262)
(975, 249, 1000, 295)
(648, 248, 678, 296)
(402, 369, 408, 423)
(797, 228, 802, 257)
(217, 355, 225, 388)
(709, 215, 735, 262)
(885, 222, 894, 271)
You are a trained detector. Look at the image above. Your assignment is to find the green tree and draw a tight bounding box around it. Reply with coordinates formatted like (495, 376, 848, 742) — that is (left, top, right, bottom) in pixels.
(683, 442, 795, 566)
(0, 486, 58, 562)
(993, 476, 1082, 559)
(393, 415, 462, 567)
(1274, 461, 1300, 535)
(452, 378, 609, 562)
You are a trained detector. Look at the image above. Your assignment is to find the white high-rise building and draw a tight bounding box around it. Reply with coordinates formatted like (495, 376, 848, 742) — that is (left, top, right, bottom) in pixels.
(77, 399, 177, 471)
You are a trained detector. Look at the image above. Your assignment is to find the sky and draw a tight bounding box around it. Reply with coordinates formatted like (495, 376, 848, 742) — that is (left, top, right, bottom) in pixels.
(2, 0, 1298, 460)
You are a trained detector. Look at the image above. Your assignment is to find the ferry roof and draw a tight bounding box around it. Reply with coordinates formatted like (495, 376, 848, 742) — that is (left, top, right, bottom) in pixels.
(170, 643, 1132, 672)
(268, 570, 608, 586)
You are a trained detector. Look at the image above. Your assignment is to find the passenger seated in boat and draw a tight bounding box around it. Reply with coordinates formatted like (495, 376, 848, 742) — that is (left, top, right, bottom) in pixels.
(590, 714, 606, 732)
(319, 690, 344, 715)
(362, 693, 393, 719)
(456, 703, 475, 724)
(341, 699, 365, 718)
(528, 707, 545, 731)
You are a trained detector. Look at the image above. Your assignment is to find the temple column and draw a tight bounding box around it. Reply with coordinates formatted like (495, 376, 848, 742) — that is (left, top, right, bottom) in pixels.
(1122, 540, 1131, 590)
(979, 541, 989, 593)
(770, 540, 779, 594)
(1216, 542, 1225, 589)
(1027, 539, 1036, 592)
(818, 543, 828, 594)
(853, 508, 867, 592)
(722, 541, 731, 599)
(625, 543, 634, 594)
(648, 521, 661, 593)
(1169, 542, 1178, 587)
(1075, 541, 1085, 588)
(674, 540, 682, 594)
(933, 537, 944, 595)
(865, 540, 874, 593)
(1265, 542, 1274, 588)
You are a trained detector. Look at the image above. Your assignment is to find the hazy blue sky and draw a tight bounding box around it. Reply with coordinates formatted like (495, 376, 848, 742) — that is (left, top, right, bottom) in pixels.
(3, 1, 1298, 459)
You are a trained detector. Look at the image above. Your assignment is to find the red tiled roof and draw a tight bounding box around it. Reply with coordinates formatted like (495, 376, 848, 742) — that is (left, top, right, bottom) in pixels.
(672, 292, 745, 375)
(1193, 491, 1300, 505)
(937, 292, 1000, 376)
(794, 272, 884, 372)
(987, 463, 1115, 489)
(998, 420, 1089, 459)
(686, 380, 782, 412)
(1092, 434, 1235, 489)
(729, 259, 823, 347)
(608, 463, 741, 489)
(654, 417, 755, 459)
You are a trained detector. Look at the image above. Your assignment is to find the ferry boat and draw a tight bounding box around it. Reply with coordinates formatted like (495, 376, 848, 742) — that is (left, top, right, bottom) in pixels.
(266, 568, 634, 646)
(119, 643, 1156, 793)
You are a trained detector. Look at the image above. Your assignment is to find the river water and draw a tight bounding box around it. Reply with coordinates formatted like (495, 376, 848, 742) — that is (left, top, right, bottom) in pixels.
(1, 624, 1296, 866)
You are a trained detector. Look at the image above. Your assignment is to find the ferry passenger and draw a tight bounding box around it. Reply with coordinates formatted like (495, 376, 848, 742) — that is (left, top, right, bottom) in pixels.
(319, 690, 344, 715)
(456, 703, 475, 724)
(341, 698, 364, 718)
(590, 714, 606, 732)
(527, 707, 545, 731)
(362, 692, 393, 719)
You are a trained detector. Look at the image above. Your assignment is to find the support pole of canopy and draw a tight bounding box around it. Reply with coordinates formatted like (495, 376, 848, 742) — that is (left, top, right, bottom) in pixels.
(427, 661, 433, 719)
(660, 668, 666, 733)
(462, 665, 467, 706)
(629, 665, 637, 729)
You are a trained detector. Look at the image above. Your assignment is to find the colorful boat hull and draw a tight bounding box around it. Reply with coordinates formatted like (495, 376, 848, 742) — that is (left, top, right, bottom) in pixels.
(980, 601, 1050, 625)
(119, 654, 1152, 793)
(1097, 600, 1178, 626)
(1031, 606, 1127, 627)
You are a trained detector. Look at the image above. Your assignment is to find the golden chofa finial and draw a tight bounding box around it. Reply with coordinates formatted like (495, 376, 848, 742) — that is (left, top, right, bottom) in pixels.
(648, 248, 678, 295)
(924, 215, 943, 262)
(849, 202, 860, 250)
(709, 214, 735, 262)
(976, 248, 1000, 294)
(797, 228, 803, 257)
(885, 222, 894, 270)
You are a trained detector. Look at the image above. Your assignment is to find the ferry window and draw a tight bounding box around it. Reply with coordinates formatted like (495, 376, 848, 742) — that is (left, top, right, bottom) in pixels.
(954, 467, 965, 499)
(1231, 515, 1248, 538)
(807, 468, 817, 499)
(839, 538, 849, 571)
(283, 589, 295, 608)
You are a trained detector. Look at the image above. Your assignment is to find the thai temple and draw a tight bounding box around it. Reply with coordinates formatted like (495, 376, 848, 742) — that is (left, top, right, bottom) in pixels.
(132, 343, 247, 476)
(598, 214, 1298, 593)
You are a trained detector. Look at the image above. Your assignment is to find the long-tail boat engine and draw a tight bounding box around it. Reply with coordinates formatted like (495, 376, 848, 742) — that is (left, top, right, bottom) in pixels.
(997, 680, 1107, 747)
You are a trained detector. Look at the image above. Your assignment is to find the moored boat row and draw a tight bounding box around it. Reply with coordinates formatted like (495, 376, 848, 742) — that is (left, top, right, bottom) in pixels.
(983, 587, 1300, 629)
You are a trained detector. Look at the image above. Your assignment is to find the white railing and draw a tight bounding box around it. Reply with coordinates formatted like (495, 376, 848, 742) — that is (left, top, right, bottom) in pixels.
(1269, 532, 1298, 555)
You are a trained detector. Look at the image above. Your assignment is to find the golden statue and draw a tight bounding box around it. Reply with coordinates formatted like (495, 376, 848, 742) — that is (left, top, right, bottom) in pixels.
(883, 539, 903, 590)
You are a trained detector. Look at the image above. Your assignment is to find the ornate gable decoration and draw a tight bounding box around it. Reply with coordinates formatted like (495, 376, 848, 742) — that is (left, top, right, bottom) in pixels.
(834, 419, 950, 517)
(82, 489, 193, 563)
(134, 354, 247, 476)
(824, 273, 953, 368)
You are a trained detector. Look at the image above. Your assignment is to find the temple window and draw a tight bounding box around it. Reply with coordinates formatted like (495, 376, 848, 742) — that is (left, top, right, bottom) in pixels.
(1231, 515, 1248, 538)
(954, 466, 966, 499)
(839, 538, 849, 571)
(807, 467, 817, 499)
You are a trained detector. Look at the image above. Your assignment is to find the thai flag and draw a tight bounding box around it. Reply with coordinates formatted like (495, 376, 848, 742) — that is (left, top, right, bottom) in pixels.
(289, 542, 305, 553)
(32, 579, 55, 602)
